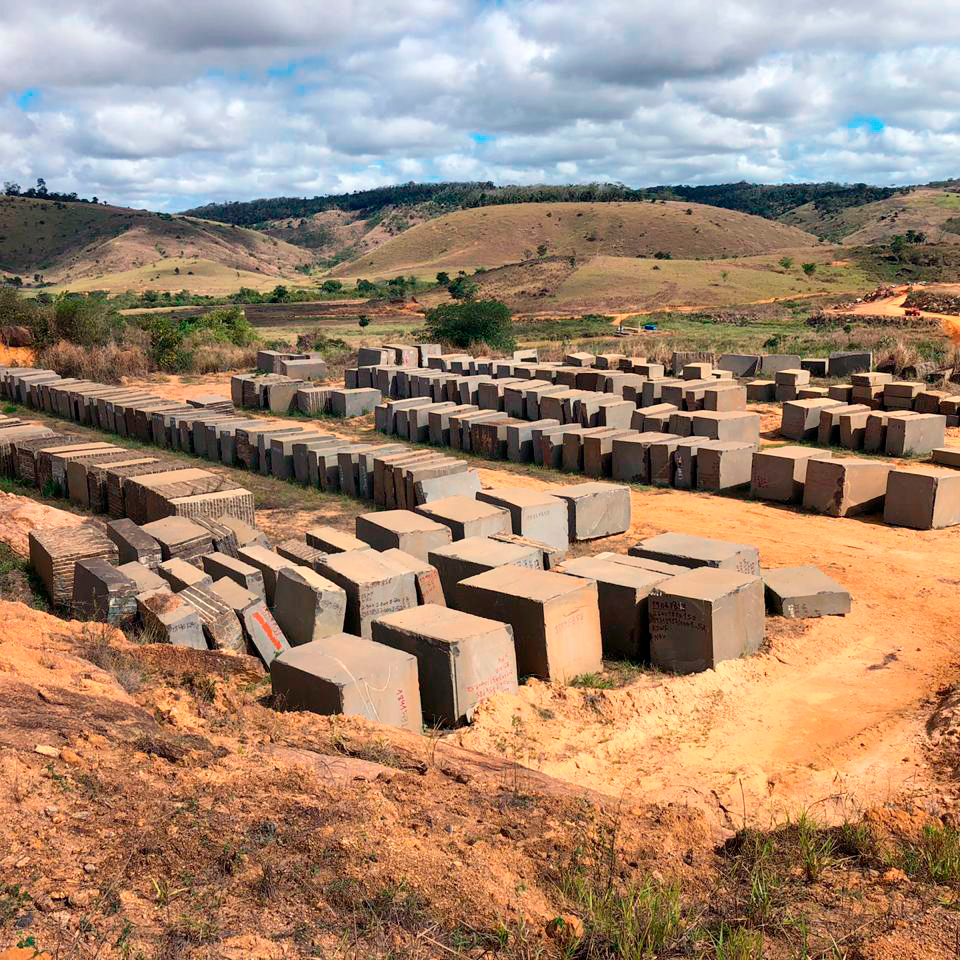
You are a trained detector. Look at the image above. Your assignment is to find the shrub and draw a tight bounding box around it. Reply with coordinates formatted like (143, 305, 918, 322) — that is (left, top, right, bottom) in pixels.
(38, 338, 150, 384)
(447, 275, 479, 301)
(801, 263, 816, 276)
(423, 299, 515, 351)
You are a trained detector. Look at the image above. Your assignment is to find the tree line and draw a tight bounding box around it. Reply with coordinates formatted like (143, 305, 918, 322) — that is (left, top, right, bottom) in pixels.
(3, 177, 103, 205)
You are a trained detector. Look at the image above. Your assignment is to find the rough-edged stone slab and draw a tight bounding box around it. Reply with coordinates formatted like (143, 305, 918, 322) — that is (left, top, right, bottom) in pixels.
(141, 516, 213, 566)
(117, 561, 167, 595)
(428, 536, 542, 600)
(29, 525, 118, 607)
(209, 577, 290, 665)
(236, 545, 297, 605)
(414, 495, 511, 540)
(275, 539, 328, 572)
(372, 604, 517, 725)
(271, 634, 422, 732)
(355, 509, 452, 561)
(179, 584, 245, 653)
(157, 557, 214, 592)
(762, 566, 851, 618)
(454, 566, 602, 682)
(305, 526, 367, 553)
(378, 548, 446, 606)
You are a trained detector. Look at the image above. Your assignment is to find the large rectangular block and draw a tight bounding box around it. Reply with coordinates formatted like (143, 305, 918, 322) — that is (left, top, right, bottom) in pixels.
(750, 447, 833, 503)
(863, 412, 892, 453)
(611, 432, 678, 483)
(828, 351, 872, 377)
(780, 398, 843, 440)
(305, 526, 367, 553)
(29, 525, 118, 607)
(355, 509, 452, 561)
(691, 411, 760, 443)
(273, 566, 347, 646)
(557, 556, 671, 661)
(414, 495, 511, 540)
(630, 532, 760, 575)
(885, 414, 946, 457)
(428, 536, 542, 600)
(317, 549, 418, 637)
(475, 488, 569, 551)
(271, 634, 422, 732)
(378, 548, 446, 606)
(454, 567, 602, 682)
(818, 404, 870, 447)
(696, 441, 753, 491)
(672, 437, 711, 490)
(236, 545, 297, 604)
(802, 458, 892, 516)
(202, 551, 266, 599)
(136, 588, 207, 649)
(883, 467, 960, 529)
(106, 518, 162, 569)
(550, 482, 631, 540)
(372, 605, 518, 725)
(72, 557, 138, 624)
(717, 354, 761, 378)
(649, 568, 764, 674)
(763, 566, 851, 618)
(178, 584, 245, 653)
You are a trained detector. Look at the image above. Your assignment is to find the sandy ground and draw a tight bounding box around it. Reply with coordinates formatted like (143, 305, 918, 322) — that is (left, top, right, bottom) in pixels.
(9, 372, 960, 831)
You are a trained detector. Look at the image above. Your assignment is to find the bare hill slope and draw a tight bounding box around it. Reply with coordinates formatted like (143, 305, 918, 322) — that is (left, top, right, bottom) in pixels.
(0, 196, 312, 288)
(781, 186, 960, 244)
(329, 200, 819, 278)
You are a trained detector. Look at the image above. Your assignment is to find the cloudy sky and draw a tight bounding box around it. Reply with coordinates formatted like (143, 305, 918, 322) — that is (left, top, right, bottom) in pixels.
(1, 0, 958, 211)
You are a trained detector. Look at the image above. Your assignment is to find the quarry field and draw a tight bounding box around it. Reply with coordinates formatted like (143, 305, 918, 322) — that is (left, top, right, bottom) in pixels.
(6, 187, 960, 959)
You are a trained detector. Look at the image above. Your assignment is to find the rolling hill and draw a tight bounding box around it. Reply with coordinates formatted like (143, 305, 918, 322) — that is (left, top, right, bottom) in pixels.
(0, 195, 313, 291)
(780, 186, 960, 244)
(327, 201, 819, 279)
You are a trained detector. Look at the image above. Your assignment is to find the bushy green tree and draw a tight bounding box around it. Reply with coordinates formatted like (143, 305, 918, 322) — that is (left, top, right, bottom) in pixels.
(447, 275, 479, 300)
(435, 271, 450, 285)
(321, 279, 342, 293)
(424, 299, 515, 351)
(801, 262, 816, 276)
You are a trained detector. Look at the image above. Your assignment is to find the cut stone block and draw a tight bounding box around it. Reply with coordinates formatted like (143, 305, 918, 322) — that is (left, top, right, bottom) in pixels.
(178, 584, 245, 653)
(414, 495, 511, 540)
(801, 358, 828, 377)
(489, 532, 565, 570)
(885, 413, 946, 457)
(355, 509, 452, 561)
(750, 447, 833, 503)
(454, 566, 602, 682)
(475, 488, 569, 551)
(275, 539, 328, 572)
(201, 552, 266, 600)
(802, 458, 892, 516)
(550, 482, 631, 541)
(863, 412, 892, 453)
(583, 428, 634, 478)
(305, 526, 367, 554)
(117, 561, 167, 595)
(718, 354, 761, 377)
(209, 577, 290, 664)
(746, 380, 775, 402)
(691, 411, 760, 443)
(507, 418, 560, 463)
(760, 354, 802, 376)
(236, 545, 297, 605)
(317, 549, 418, 638)
(72, 557, 138, 623)
(136, 589, 207, 649)
(28, 525, 118, 607)
(273, 566, 347, 646)
(763, 566, 851, 618)
(703, 384, 746, 411)
(140, 516, 213, 566)
(818, 404, 870, 447)
(630, 532, 760, 575)
(106, 518, 162, 568)
(371, 604, 518, 725)
(696, 441, 753, 491)
(780, 398, 843, 440)
(378, 548, 446, 606)
(270, 634, 422, 732)
(828, 351, 872, 377)
(827, 384, 853, 403)
(611, 432, 678, 484)
(217, 516, 268, 550)
(932, 447, 960, 468)
(673, 436, 712, 490)
(556, 556, 671, 661)
(649, 568, 764, 674)
(157, 558, 214, 592)
(883, 466, 960, 529)
(428, 536, 543, 600)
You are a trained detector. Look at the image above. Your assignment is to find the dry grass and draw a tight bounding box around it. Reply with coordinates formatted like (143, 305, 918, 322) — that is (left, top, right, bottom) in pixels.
(38, 337, 150, 384)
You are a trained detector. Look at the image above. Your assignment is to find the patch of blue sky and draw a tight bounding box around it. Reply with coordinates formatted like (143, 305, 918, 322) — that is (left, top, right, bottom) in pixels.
(471, 132, 495, 144)
(848, 115, 885, 133)
(15, 88, 39, 111)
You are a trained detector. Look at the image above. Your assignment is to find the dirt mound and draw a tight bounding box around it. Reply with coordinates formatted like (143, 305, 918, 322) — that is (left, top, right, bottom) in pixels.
(0, 491, 85, 556)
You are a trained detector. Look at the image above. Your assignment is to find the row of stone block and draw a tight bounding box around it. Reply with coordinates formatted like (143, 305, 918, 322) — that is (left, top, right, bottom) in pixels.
(256, 349, 329, 379)
(232, 372, 379, 418)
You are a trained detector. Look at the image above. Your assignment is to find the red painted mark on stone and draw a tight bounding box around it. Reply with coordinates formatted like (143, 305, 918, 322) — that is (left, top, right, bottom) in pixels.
(252, 610, 284, 652)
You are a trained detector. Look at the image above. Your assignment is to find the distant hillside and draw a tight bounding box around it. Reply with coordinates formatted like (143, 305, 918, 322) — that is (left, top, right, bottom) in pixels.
(0, 195, 312, 288)
(781, 186, 960, 244)
(327, 200, 818, 278)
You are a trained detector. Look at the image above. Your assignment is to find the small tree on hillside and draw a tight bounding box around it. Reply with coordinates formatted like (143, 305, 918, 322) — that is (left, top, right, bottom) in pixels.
(435, 271, 450, 285)
(447, 275, 479, 300)
(801, 262, 816, 276)
(424, 299, 515, 351)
